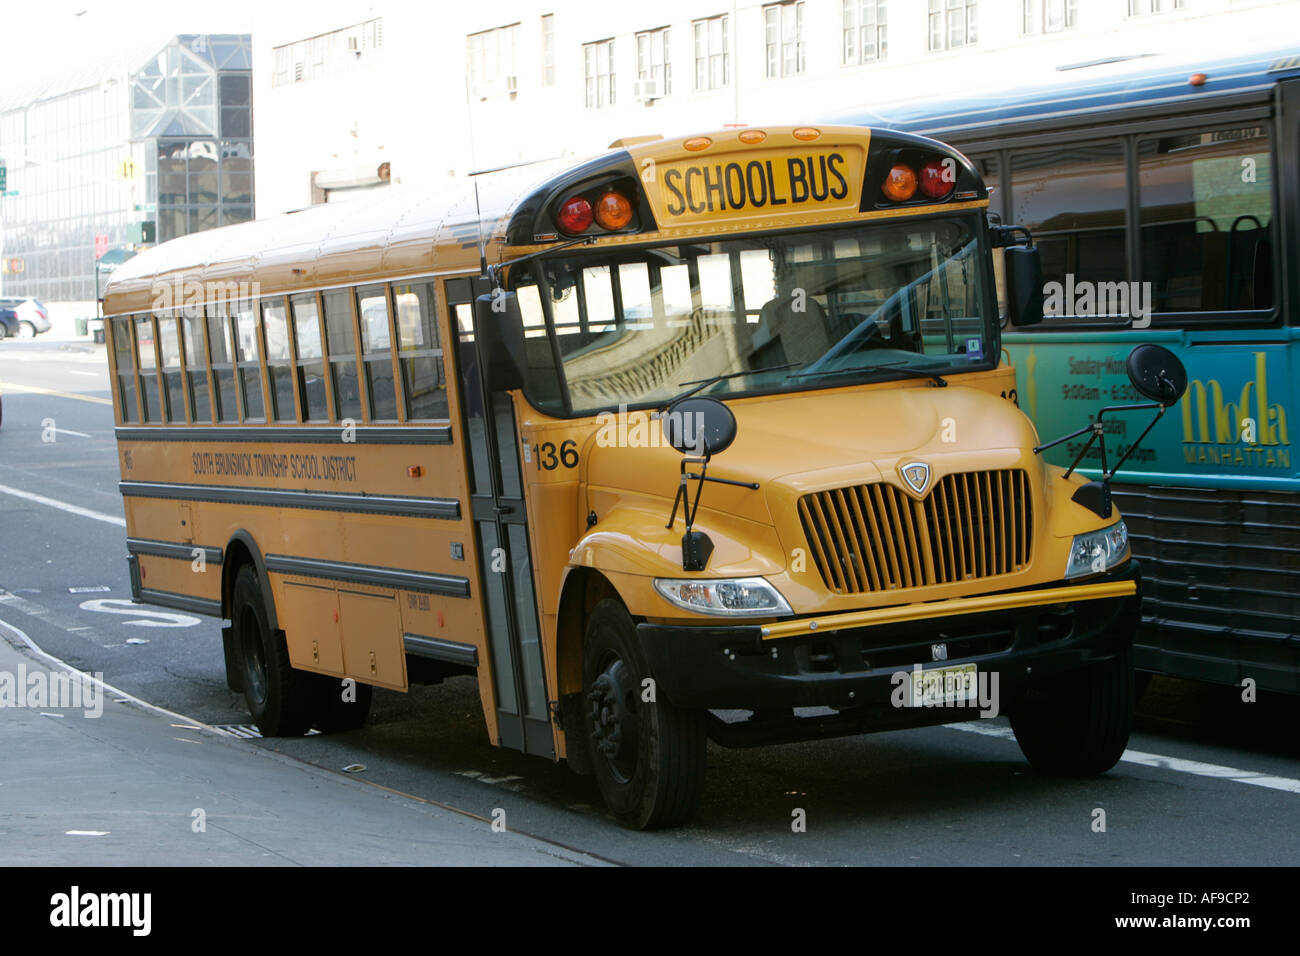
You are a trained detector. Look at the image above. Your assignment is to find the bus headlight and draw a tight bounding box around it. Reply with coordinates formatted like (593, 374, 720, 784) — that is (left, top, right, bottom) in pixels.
(653, 577, 793, 617)
(1065, 520, 1129, 579)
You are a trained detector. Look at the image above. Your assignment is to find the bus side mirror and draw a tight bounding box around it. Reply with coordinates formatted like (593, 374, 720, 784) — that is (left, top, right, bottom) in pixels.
(1005, 245, 1044, 327)
(473, 291, 527, 393)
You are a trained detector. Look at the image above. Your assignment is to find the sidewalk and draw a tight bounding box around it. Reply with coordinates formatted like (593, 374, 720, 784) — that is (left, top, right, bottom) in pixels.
(0, 623, 601, 865)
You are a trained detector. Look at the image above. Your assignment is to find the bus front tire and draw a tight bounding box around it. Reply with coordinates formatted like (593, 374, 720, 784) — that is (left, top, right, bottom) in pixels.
(1009, 647, 1134, 776)
(582, 599, 706, 830)
(233, 566, 314, 736)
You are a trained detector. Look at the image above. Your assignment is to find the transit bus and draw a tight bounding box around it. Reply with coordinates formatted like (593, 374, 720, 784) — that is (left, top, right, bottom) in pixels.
(102, 123, 1176, 829)
(834, 46, 1300, 696)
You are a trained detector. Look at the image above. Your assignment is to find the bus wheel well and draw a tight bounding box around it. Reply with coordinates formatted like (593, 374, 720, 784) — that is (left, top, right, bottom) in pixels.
(556, 568, 619, 776)
(221, 540, 255, 619)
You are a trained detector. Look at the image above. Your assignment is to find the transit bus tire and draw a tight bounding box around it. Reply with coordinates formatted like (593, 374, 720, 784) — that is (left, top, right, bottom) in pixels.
(582, 599, 706, 830)
(312, 676, 373, 732)
(1009, 647, 1134, 776)
(232, 566, 314, 736)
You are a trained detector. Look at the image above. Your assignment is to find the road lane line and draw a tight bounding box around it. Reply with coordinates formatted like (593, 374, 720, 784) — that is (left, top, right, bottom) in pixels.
(0, 381, 112, 406)
(68, 371, 101, 377)
(0, 483, 126, 526)
(944, 721, 1300, 795)
(51, 427, 92, 438)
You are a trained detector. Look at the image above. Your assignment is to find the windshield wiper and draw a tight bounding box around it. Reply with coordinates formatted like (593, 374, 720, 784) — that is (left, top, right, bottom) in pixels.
(790, 361, 948, 387)
(658, 363, 802, 410)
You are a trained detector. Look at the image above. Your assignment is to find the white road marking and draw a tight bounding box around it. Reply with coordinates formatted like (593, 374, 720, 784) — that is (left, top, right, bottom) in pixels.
(51, 427, 91, 438)
(0, 483, 125, 527)
(65, 830, 111, 837)
(945, 721, 1300, 795)
(68, 586, 111, 593)
(79, 599, 200, 628)
(68, 371, 100, 377)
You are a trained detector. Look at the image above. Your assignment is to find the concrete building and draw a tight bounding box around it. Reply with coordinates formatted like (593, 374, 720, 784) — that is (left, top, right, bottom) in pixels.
(0, 34, 253, 331)
(252, 0, 1300, 217)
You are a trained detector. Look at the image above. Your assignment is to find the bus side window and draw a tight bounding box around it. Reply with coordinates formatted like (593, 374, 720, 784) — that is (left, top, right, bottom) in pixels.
(262, 298, 296, 422)
(111, 317, 139, 423)
(181, 310, 212, 423)
(156, 312, 186, 423)
(1137, 126, 1274, 313)
(323, 290, 362, 423)
(135, 314, 162, 423)
(357, 284, 398, 421)
(1010, 142, 1128, 322)
(233, 304, 265, 421)
(392, 282, 447, 421)
(207, 304, 239, 422)
(291, 294, 329, 421)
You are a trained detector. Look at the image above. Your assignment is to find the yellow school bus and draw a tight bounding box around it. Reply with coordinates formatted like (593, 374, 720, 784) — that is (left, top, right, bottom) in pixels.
(103, 125, 1183, 829)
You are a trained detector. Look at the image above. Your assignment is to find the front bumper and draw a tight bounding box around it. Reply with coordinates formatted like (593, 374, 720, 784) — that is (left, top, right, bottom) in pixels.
(638, 561, 1140, 714)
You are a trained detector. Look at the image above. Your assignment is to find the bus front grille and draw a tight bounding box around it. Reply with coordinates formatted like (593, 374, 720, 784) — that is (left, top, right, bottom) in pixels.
(798, 470, 1033, 595)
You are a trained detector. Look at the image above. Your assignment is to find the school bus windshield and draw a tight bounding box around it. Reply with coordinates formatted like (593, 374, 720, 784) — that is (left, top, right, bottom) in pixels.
(510, 214, 994, 415)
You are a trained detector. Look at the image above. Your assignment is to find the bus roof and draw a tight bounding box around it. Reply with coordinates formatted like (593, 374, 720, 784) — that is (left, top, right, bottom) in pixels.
(103, 124, 984, 315)
(826, 43, 1300, 142)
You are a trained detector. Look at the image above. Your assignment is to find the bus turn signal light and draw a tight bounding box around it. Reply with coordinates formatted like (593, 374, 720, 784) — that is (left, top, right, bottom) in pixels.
(556, 195, 594, 234)
(594, 191, 634, 230)
(882, 164, 918, 201)
(918, 159, 955, 199)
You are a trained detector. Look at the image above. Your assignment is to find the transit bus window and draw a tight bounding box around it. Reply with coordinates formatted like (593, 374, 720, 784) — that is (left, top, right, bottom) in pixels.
(262, 299, 296, 422)
(157, 313, 186, 423)
(206, 305, 238, 422)
(357, 285, 398, 421)
(323, 290, 362, 422)
(233, 304, 264, 421)
(291, 294, 329, 421)
(111, 317, 138, 423)
(135, 314, 161, 423)
(1138, 126, 1274, 312)
(1010, 142, 1128, 321)
(392, 282, 448, 420)
(181, 312, 211, 422)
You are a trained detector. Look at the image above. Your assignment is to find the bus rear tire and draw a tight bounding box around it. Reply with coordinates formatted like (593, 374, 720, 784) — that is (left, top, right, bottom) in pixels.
(233, 565, 314, 736)
(582, 599, 706, 830)
(1009, 647, 1134, 776)
(312, 676, 373, 732)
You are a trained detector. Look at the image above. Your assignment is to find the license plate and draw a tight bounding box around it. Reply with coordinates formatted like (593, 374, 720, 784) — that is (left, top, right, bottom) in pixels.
(910, 662, 978, 707)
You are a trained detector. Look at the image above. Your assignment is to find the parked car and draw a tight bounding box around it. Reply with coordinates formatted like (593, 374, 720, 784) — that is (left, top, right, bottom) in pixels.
(0, 297, 52, 337)
(0, 307, 21, 340)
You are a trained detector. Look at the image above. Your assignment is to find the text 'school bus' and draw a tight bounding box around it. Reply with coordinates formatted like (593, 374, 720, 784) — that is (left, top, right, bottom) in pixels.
(833, 47, 1300, 697)
(102, 125, 1182, 829)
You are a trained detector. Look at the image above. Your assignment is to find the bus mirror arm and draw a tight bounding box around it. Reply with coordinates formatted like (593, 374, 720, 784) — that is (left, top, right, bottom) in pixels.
(666, 454, 715, 572)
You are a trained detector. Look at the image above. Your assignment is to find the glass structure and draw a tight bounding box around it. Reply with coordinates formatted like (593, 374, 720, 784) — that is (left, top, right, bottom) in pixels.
(0, 35, 252, 303)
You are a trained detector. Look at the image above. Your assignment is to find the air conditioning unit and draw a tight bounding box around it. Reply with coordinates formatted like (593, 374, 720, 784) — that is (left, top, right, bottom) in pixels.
(633, 78, 661, 101)
(471, 78, 498, 100)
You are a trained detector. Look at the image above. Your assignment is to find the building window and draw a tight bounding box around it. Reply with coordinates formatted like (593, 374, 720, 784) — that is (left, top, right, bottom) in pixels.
(1127, 0, 1183, 14)
(584, 39, 616, 108)
(271, 18, 383, 87)
(843, 0, 887, 65)
(636, 27, 671, 97)
(693, 15, 729, 91)
(764, 2, 805, 79)
(1023, 0, 1076, 33)
(541, 14, 556, 86)
(928, 0, 977, 51)
(468, 24, 519, 99)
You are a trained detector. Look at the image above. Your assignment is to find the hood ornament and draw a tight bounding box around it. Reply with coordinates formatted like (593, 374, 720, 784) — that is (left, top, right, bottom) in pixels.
(900, 461, 932, 496)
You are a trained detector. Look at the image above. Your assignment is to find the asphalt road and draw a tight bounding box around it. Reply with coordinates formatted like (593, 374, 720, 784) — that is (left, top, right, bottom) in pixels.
(2, 337, 1299, 866)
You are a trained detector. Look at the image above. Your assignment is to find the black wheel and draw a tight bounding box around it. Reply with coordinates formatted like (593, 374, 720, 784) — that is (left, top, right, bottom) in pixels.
(311, 675, 373, 732)
(1010, 647, 1134, 776)
(582, 599, 706, 829)
(0, 323, 8, 341)
(232, 566, 313, 736)
(17, 321, 36, 340)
